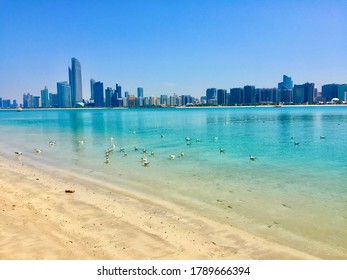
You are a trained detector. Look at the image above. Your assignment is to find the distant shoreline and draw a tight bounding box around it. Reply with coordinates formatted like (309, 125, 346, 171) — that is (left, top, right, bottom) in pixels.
(1, 103, 346, 111)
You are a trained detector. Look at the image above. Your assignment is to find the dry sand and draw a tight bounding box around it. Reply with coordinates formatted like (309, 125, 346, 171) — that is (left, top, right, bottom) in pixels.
(0, 154, 317, 260)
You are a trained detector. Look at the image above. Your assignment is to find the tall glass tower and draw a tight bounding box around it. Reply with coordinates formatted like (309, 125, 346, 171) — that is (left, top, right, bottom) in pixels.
(69, 57, 83, 107)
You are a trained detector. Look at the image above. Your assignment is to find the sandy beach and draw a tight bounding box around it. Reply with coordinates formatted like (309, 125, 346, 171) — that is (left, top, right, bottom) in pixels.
(0, 154, 317, 260)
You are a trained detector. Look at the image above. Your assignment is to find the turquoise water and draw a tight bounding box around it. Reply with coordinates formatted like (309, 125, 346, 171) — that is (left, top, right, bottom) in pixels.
(1, 106, 347, 258)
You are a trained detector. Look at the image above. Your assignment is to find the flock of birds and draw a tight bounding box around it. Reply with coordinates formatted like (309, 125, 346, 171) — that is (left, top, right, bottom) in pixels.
(99, 134, 259, 167)
(13, 133, 328, 166)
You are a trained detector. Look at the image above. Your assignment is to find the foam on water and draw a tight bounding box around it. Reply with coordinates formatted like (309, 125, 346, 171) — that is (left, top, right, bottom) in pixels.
(1, 106, 347, 258)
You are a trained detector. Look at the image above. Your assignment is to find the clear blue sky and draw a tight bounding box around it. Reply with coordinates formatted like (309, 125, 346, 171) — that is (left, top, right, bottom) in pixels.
(1, 0, 346, 101)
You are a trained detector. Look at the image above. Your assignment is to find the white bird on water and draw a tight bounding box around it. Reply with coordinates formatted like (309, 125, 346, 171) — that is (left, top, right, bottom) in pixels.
(14, 151, 22, 156)
(249, 155, 256, 161)
(169, 154, 175, 160)
(34, 149, 42, 154)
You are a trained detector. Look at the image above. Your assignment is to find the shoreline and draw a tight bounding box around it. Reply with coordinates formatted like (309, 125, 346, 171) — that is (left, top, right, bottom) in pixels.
(0, 154, 318, 260)
(1, 103, 346, 112)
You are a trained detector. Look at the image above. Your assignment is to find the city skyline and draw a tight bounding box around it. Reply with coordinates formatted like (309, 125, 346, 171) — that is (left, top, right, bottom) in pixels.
(1, 0, 347, 101)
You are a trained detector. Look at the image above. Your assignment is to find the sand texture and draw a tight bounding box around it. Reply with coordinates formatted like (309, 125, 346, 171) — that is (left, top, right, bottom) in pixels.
(0, 155, 317, 260)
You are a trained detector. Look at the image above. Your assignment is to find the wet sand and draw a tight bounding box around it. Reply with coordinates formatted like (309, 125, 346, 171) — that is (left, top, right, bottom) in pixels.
(0, 154, 317, 260)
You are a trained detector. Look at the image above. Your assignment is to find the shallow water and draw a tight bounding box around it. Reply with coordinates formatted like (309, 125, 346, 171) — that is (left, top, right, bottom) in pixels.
(1, 106, 347, 258)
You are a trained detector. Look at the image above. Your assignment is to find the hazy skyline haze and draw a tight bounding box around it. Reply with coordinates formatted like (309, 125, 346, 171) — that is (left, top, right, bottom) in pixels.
(0, 0, 346, 101)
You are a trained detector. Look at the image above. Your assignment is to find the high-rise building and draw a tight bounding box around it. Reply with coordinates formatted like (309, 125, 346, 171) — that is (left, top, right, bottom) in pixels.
(41, 86, 49, 108)
(293, 83, 315, 104)
(337, 84, 347, 101)
(93, 82, 104, 107)
(105, 87, 114, 107)
(2, 99, 11, 108)
(137, 87, 144, 98)
(244, 85, 257, 104)
(322, 84, 339, 102)
(69, 57, 83, 107)
(57, 82, 72, 108)
(160, 95, 168, 105)
(127, 95, 136, 107)
(90, 79, 95, 100)
(49, 93, 58, 107)
(217, 89, 227, 105)
(229, 88, 244, 104)
(206, 88, 217, 105)
(257, 88, 278, 104)
(23, 93, 33, 108)
(33, 96, 41, 108)
(278, 75, 293, 90)
(0, 97, 2, 108)
(278, 75, 293, 104)
(116, 84, 122, 98)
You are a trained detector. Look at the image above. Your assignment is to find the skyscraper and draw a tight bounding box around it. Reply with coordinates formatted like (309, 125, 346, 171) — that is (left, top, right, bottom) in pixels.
(41, 86, 49, 108)
(230, 88, 244, 104)
(69, 57, 83, 107)
(206, 88, 217, 105)
(217, 89, 227, 105)
(93, 82, 104, 107)
(90, 79, 95, 100)
(322, 84, 339, 102)
(57, 82, 72, 108)
(337, 84, 347, 101)
(23, 93, 33, 108)
(244, 85, 257, 104)
(105, 87, 114, 107)
(293, 83, 315, 104)
(137, 87, 144, 98)
(278, 75, 293, 90)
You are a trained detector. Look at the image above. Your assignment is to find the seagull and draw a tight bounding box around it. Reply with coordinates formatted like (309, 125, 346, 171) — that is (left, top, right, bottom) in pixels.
(160, 134, 164, 138)
(185, 137, 191, 141)
(196, 138, 201, 143)
(142, 149, 147, 154)
(150, 151, 155, 156)
(14, 151, 22, 156)
(105, 157, 110, 164)
(320, 135, 326, 139)
(213, 136, 218, 141)
(140, 157, 148, 163)
(120, 147, 125, 152)
(169, 154, 175, 160)
(180, 151, 185, 157)
(143, 161, 150, 167)
(34, 149, 42, 154)
(109, 138, 116, 150)
(294, 141, 300, 146)
(134, 146, 139, 151)
(49, 140, 56, 146)
(249, 155, 256, 161)
(220, 148, 225, 153)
